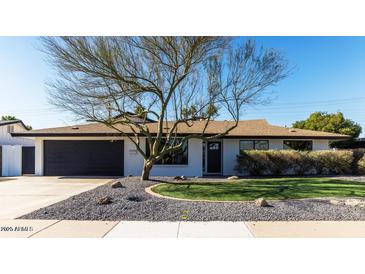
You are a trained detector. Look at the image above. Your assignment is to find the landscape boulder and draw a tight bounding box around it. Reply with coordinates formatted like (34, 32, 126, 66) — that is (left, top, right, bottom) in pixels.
(174, 175, 187, 181)
(111, 181, 124, 189)
(255, 198, 269, 207)
(97, 196, 112, 205)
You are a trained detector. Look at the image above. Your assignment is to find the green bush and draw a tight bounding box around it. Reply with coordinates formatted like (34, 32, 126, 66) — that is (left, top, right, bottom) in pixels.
(235, 149, 355, 176)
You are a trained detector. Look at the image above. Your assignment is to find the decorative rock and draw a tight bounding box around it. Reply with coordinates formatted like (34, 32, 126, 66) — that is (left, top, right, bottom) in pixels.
(127, 195, 145, 202)
(255, 198, 269, 207)
(330, 199, 345, 205)
(97, 196, 112, 205)
(227, 176, 239, 180)
(345, 199, 365, 207)
(111, 181, 124, 188)
(174, 175, 187, 181)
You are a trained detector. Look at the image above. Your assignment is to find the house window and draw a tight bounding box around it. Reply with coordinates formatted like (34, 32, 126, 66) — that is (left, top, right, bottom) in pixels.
(283, 140, 313, 151)
(146, 138, 188, 165)
(239, 140, 269, 153)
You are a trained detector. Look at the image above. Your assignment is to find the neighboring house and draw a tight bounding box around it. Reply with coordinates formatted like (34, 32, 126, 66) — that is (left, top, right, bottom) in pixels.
(0, 120, 35, 176)
(12, 119, 349, 177)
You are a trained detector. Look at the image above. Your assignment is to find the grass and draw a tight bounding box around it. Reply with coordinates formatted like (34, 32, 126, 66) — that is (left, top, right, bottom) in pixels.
(151, 178, 365, 201)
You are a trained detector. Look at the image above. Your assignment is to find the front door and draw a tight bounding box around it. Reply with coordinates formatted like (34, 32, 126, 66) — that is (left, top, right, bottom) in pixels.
(22, 146, 35, 174)
(207, 141, 222, 173)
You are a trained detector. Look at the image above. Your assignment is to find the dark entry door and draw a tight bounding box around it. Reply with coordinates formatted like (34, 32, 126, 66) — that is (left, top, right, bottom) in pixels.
(22, 146, 35, 174)
(207, 141, 222, 173)
(44, 140, 124, 176)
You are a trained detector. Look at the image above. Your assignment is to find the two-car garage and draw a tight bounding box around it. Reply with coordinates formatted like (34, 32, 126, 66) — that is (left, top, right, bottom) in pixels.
(43, 140, 124, 176)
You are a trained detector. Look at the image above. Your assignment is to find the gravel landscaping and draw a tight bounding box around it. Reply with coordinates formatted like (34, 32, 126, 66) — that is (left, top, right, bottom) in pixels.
(20, 176, 365, 221)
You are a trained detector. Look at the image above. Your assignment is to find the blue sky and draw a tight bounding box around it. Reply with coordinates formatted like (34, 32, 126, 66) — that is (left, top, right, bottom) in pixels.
(1, 37, 365, 136)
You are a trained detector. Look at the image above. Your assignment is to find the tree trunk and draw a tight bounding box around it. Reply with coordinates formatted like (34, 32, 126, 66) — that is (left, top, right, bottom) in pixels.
(141, 161, 153, 181)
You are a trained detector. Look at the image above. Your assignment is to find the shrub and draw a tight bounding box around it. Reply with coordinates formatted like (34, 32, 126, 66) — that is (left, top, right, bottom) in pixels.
(358, 155, 365, 175)
(351, 148, 365, 174)
(235, 149, 354, 176)
(265, 150, 291, 175)
(296, 151, 316, 175)
(310, 150, 353, 175)
(235, 151, 271, 176)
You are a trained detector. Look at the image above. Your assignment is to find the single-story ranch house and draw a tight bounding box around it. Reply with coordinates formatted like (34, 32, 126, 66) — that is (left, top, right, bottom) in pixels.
(12, 119, 349, 177)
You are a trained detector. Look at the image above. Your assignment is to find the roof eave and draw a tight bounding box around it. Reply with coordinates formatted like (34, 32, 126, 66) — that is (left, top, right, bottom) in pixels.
(0, 120, 28, 130)
(11, 132, 350, 140)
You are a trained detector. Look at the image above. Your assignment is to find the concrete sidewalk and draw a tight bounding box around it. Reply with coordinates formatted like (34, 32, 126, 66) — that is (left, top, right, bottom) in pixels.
(1, 220, 365, 237)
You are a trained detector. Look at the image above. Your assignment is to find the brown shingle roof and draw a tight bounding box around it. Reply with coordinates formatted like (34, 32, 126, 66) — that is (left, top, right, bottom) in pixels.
(11, 119, 350, 140)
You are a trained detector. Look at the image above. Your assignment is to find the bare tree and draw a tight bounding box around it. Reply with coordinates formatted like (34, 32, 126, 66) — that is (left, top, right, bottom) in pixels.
(41, 36, 289, 180)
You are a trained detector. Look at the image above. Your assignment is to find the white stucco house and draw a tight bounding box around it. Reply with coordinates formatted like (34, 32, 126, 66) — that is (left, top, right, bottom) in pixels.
(12, 119, 349, 177)
(0, 120, 34, 176)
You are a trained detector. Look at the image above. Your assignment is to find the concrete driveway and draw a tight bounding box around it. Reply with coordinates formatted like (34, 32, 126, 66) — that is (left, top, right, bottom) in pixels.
(0, 176, 114, 219)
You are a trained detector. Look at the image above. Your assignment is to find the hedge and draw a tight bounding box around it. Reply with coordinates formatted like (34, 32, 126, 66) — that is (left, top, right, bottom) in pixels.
(358, 155, 365, 175)
(235, 149, 365, 176)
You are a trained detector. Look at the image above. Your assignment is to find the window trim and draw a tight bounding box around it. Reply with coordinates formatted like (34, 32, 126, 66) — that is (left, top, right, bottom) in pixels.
(145, 138, 189, 166)
(239, 140, 269, 151)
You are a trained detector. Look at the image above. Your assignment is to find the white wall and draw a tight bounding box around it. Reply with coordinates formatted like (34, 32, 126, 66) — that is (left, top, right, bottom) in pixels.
(222, 139, 239, 176)
(1, 145, 22, 176)
(221, 138, 330, 176)
(0, 123, 34, 146)
(313, 139, 329, 150)
(150, 138, 202, 177)
(269, 139, 284, 149)
(222, 138, 286, 176)
(34, 138, 44, 175)
(124, 137, 145, 176)
(34, 137, 203, 177)
(33, 137, 331, 177)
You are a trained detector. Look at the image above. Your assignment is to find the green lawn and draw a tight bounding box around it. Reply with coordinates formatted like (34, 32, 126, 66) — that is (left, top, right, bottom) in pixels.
(151, 178, 365, 201)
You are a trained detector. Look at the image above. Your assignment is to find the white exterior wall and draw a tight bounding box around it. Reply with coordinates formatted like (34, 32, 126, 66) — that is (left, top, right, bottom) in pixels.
(1, 145, 22, 176)
(33, 136, 331, 177)
(269, 139, 284, 150)
(313, 139, 330, 150)
(222, 138, 330, 176)
(0, 123, 34, 146)
(0, 123, 34, 176)
(222, 138, 285, 175)
(34, 138, 44, 175)
(123, 138, 145, 176)
(34, 137, 203, 177)
(150, 138, 202, 177)
(222, 139, 239, 176)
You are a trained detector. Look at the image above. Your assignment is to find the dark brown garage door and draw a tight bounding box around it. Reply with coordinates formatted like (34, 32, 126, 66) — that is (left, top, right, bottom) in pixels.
(44, 140, 124, 176)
